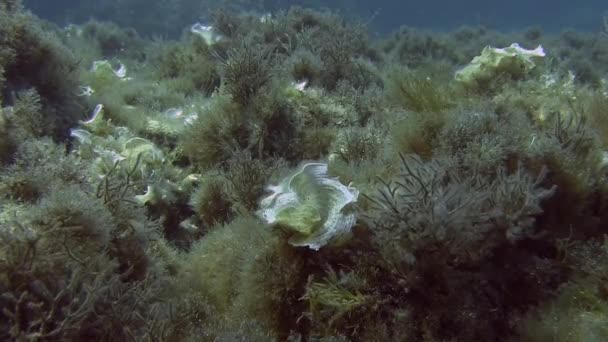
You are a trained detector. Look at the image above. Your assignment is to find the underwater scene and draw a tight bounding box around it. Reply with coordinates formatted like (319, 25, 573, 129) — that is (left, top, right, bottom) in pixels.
(2, 0, 608, 340)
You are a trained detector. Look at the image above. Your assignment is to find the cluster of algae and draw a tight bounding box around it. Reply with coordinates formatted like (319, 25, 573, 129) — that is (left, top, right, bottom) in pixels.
(2, 0, 608, 340)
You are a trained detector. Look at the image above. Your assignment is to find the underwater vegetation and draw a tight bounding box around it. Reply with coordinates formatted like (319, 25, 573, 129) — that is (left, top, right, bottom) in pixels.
(3, 0, 608, 340)
(0, 0, 84, 141)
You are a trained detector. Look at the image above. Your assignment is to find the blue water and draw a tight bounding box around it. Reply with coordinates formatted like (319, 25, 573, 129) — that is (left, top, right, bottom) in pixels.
(23, 0, 608, 35)
(361, 0, 606, 32)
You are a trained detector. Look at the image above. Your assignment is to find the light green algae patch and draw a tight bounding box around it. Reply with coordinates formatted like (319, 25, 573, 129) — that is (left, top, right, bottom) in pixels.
(455, 43, 545, 86)
(257, 162, 359, 250)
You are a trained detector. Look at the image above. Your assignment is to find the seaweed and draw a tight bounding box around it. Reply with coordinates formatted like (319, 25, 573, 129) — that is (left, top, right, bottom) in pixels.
(1, 3, 608, 340)
(183, 216, 308, 339)
(151, 36, 221, 96)
(180, 95, 248, 169)
(189, 174, 233, 228)
(0, 0, 84, 139)
(385, 66, 456, 113)
(218, 40, 273, 106)
(352, 154, 558, 340)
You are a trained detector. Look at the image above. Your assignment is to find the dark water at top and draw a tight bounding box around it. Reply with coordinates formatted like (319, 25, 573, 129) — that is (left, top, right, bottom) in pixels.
(359, 0, 606, 32)
(22, 0, 608, 36)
